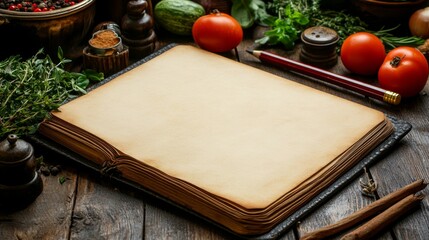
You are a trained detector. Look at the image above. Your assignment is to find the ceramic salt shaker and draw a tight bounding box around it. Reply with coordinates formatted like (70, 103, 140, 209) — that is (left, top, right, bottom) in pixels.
(0, 134, 43, 210)
(300, 26, 339, 68)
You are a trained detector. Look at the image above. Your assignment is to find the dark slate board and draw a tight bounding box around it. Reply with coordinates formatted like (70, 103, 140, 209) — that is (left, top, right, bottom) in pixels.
(28, 44, 412, 240)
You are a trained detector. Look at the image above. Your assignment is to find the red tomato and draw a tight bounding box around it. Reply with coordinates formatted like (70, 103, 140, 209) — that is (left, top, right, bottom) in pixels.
(340, 32, 386, 76)
(192, 11, 243, 53)
(378, 46, 429, 98)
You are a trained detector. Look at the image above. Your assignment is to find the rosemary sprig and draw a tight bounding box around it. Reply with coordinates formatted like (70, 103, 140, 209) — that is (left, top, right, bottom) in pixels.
(371, 26, 426, 50)
(0, 48, 104, 139)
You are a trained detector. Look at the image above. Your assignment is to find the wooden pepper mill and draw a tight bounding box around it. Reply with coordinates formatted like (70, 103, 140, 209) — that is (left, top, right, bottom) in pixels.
(0, 134, 43, 211)
(121, 0, 156, 60)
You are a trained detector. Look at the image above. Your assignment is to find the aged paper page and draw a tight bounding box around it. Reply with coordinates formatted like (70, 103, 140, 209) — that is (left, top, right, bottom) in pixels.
(51, 45, 387, 209)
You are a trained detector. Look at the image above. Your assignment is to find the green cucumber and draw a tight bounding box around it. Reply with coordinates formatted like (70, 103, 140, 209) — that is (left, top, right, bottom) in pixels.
(154, 0, 205, 36)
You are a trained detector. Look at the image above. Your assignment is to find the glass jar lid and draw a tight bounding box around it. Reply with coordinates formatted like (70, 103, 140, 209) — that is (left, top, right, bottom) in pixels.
(301, 26, 339, 46)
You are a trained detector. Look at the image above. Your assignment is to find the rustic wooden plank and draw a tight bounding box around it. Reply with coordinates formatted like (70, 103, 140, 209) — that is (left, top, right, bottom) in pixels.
(295, 176, 394, 240)
(369, 146, 429, 240)
(0, 156, 76, 240)
(144, 201, 298, 240)
(69, 173, 144, 239)
(144, 201, 231, 240)
(364, 65, 429, 240)
(370, 93, 429, 240)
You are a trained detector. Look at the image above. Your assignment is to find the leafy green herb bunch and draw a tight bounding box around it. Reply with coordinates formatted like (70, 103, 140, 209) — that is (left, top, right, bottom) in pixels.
(0, 48, 103, 139)
(253, 0, 424, 50)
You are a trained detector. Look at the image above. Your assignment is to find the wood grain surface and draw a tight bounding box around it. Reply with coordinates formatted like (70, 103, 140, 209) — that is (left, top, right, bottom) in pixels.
(0, 29, 428, 240)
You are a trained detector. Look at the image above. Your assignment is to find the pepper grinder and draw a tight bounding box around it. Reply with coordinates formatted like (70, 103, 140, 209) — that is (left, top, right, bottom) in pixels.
(121, 0, 156, 60)
(0, 134, 43, 211)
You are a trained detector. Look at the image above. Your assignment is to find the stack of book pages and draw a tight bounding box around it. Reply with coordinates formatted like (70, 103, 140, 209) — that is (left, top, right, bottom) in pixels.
(39, 45, 394, 236)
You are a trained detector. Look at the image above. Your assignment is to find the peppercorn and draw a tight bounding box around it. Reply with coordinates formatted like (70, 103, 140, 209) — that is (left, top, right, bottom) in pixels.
(0, 0, 84, 11)
(49, 165, 62, 176)
(40, 165, 51, 176)
(8, 4, 17, 10)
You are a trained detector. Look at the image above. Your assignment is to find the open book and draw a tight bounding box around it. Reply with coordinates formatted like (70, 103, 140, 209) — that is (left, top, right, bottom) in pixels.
(39, 45, 394, 236)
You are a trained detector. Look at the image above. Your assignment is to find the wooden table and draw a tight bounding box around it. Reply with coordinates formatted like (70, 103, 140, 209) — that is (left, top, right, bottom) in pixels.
(1, 31, 428, 240)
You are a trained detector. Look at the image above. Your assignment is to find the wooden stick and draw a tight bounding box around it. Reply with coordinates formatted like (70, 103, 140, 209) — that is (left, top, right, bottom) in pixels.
(300, 179, 427, 240)
(340, 194, 424, 240)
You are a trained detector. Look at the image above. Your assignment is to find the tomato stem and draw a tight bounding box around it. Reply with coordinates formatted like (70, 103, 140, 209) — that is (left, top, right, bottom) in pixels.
(211, 9, 220, 15)
(390, 55, 405, 68)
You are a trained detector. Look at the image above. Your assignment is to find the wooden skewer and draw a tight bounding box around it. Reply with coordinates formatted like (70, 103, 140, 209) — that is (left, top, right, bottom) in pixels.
(300, 179, 427, 240)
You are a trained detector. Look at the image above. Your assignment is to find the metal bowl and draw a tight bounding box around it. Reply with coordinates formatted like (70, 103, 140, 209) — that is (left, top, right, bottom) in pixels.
(88, 29, 123, 56)
(0, 0, 96, 59)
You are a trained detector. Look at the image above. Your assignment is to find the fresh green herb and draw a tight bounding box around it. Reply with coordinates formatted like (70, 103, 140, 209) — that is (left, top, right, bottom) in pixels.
(310, 9, 368, 47)
(258, 0, 326, 48)
(255, 5, 309, 49)
(35, 156, 44, 168)
(258, 0, 424, 51)
(372, 26, 426, 50)
(0, 48, 104, 139)
(230, 0, 273, 29)
(58, 176, 71, 184)
(310, 10, 424, 50)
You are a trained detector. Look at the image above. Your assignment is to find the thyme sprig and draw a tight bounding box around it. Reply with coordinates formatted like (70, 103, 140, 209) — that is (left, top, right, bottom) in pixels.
(0, 48, 103, 139)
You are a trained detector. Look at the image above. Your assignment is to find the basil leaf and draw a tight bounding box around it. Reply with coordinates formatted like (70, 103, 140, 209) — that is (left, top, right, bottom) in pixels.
(231, 0, 254, 29)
